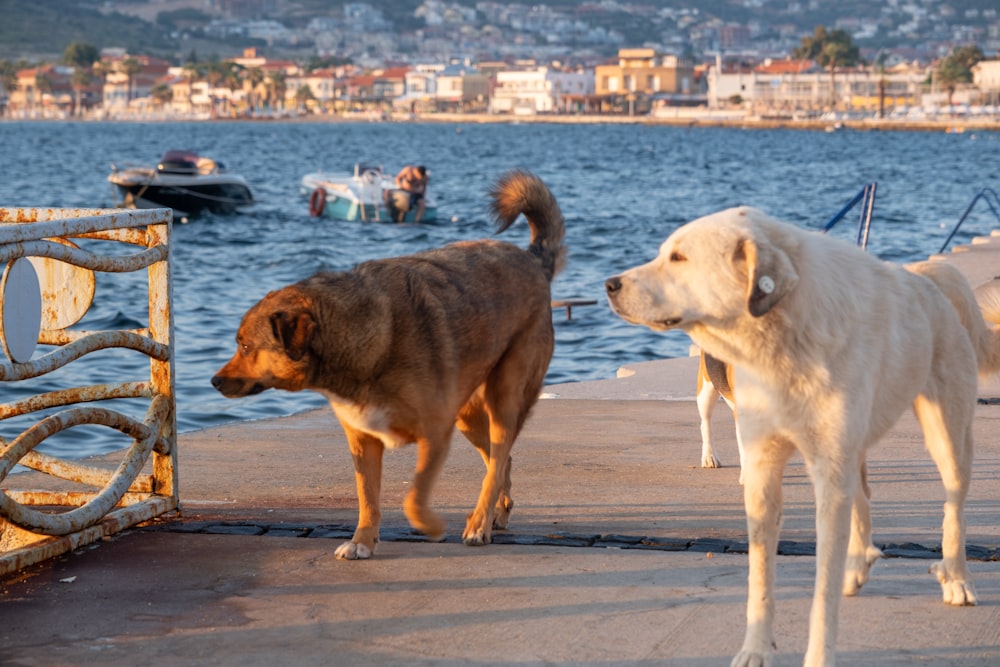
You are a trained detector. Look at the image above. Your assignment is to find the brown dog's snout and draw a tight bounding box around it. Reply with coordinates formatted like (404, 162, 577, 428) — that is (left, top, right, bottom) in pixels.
(210, 372, 238, 396)
(211, 371, 265, 398)
(605, 276, 622, 295)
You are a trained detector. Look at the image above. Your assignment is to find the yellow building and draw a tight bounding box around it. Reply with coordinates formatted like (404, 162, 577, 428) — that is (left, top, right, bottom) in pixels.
(594, 48, 695, 112)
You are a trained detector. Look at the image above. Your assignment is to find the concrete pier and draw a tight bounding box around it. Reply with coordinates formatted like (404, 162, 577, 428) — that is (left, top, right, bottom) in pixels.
(4, 237, 1000, 666)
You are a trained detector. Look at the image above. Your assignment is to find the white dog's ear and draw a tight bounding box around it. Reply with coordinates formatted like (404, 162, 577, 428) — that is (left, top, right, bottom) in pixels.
(734, 236, 798, 317)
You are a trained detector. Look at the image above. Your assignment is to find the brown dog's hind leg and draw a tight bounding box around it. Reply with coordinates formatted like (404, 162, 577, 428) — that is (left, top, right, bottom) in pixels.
(403, 432, 450, 542)
(457, 393, 514, 530)
(462, 342, 547, 546)
(336, 428, 384, 560)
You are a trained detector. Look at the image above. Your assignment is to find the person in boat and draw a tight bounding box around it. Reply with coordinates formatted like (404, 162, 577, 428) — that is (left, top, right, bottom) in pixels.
(394, 164, 429, 222)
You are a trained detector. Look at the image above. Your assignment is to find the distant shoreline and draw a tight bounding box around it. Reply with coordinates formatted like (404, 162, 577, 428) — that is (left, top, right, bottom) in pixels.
(3, 112, 998, 132)
(392, 112, 1000, 133)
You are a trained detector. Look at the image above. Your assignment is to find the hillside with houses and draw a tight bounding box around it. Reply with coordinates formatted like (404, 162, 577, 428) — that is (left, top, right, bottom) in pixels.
(1, 1, 999, 123)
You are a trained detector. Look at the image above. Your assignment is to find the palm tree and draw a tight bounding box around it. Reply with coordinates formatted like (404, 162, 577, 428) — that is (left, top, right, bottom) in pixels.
(33, 70, 53, 114)
(205, 61, 227, 115)
(245, 66, 264, 113)
(0, 62, 18, 117)
(121, 57, 142, 106)
(793, 26, 861, 110)
(181, 62, 203, 114)
(936, 45, 985, 108)
(63, 42, 99, 116)
(266, 70, 287, 111)
(295, 84, 315, 112)
(70, 67, 94, 117)
(150, 83, 173, 111)
(223, 62, 244, 115)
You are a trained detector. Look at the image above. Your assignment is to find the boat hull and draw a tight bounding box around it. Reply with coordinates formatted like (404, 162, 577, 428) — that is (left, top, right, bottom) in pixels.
(109, 158, 254, 218)
(301, 170, 437, 223)
(319, 190, 437, 223)
(111, 182, 254, 218)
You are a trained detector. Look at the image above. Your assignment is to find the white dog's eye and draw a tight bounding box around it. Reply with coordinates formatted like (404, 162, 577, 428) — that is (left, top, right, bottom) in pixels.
(669, 251, 686, 262)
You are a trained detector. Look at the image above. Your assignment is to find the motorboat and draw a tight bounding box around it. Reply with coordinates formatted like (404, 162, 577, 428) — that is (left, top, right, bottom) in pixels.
(109, 150, 255, 218)
(300, 163, 437, 223)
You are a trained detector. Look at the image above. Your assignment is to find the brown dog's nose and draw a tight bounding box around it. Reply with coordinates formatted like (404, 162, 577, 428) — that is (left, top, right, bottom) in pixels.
(210, 375, 225, 391)
(605, 276, 622, 294)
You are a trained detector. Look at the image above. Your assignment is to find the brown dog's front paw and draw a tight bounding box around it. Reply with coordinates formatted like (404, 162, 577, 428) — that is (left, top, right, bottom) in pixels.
(334, 540, 375, 560)
(462, 511, 493, 546)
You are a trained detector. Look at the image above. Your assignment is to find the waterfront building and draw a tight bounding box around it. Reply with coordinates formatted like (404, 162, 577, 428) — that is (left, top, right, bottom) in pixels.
(434, 62, 489, 112)
(7, 65, 75, 118)
(708, 57, 928, 117)
(101, 55, 171, 113)
(972, 60, 1000, 106)
(489, 66, 595, 114)
(594, 48, 695, 114)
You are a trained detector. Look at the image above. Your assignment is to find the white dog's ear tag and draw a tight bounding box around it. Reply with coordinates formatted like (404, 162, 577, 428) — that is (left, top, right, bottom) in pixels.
(758, 276, 775, 294)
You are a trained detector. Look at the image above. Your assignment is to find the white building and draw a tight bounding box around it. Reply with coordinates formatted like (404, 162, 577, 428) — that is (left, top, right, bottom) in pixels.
(490, 66, 594, 114)
(707, 58, 930, 116)
(972, 59, 1000, 103)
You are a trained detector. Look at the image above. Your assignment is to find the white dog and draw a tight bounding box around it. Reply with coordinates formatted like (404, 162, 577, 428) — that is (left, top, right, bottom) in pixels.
(605, 206, 1000, 667)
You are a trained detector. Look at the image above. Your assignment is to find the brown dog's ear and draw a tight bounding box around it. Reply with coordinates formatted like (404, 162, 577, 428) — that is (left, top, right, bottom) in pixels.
(270, 310, 317, 361)
(735, 235, 798, 317)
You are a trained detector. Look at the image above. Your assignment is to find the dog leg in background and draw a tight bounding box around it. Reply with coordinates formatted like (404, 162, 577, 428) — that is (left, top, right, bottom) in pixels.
(696, 359, 723, 469)
(843, 463, 884, 596)
(335, 428, 385, 560)
(461, 337, 549, 545)
(697, 351, 745, 479)
(457, 394, 515, 530)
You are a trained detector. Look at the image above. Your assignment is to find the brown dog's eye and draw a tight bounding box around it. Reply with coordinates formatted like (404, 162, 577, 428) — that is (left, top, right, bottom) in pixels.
(669, 251, 686, 262)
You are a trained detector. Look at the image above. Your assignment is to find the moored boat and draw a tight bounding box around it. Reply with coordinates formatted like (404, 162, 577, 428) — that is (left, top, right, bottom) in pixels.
(109, 150, 254, 218)
(301, 163, 438, 223)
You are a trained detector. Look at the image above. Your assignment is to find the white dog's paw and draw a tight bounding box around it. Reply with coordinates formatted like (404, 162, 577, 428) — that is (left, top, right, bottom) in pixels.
(843, 545, 883, 596)
(730, 650, 772, 667)
(930, 561, 977, 605)
(702, 453, 722, 468)
(334, 541, 374, 560)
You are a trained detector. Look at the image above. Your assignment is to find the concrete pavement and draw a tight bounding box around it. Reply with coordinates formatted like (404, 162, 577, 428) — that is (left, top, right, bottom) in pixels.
(4, 238, 1000, 666)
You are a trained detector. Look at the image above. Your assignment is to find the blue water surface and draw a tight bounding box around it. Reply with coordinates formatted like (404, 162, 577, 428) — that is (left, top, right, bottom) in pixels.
(1, 120, 998, 457)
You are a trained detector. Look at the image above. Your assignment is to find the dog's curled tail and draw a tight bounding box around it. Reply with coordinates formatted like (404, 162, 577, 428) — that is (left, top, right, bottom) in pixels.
(490, 169, 567, 282)
(909, 261, 1000, 377)
(973, 279, 1000, 375)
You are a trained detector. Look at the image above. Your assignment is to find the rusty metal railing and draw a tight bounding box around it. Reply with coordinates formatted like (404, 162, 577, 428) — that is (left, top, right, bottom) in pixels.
(0, 207, 176, 575)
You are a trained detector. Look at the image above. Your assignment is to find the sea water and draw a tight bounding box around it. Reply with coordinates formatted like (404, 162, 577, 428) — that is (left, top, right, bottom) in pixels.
(1, 120, 998, 457)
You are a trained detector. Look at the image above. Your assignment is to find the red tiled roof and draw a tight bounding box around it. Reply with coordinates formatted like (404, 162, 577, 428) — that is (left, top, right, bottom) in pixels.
(755, 59, 817, 74)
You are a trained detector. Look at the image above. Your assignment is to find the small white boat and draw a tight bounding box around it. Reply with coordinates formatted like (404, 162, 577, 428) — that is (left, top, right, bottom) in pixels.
(300, 163, 437, 223)
(109, 150, 254, 218)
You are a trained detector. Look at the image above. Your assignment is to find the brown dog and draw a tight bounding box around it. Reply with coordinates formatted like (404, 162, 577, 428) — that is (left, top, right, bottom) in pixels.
(695, 350, 743, 474)
(211, 170, 566, 559)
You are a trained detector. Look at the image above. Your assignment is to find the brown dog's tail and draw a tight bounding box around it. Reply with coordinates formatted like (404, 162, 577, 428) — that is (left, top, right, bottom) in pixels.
(973, 279, 1000, 374)
(490, 170, 567, 282)
(908, 261, 1000, 377)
